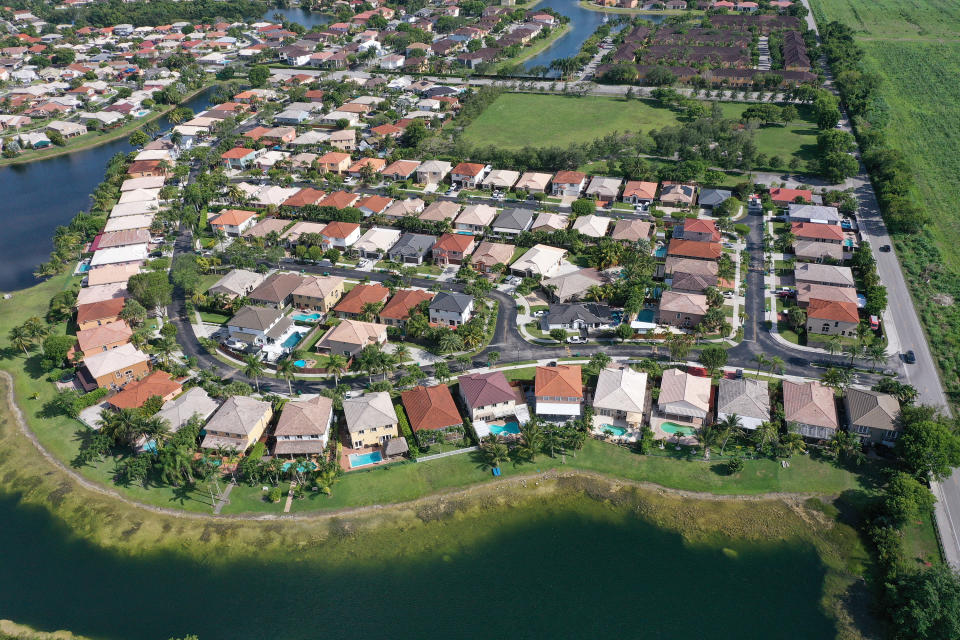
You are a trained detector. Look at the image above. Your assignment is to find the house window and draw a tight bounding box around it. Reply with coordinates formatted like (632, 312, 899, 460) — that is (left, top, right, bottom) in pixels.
(883, 431, 899, 442)
(852, 425, 871, 436)
(821, 324, 830, 333)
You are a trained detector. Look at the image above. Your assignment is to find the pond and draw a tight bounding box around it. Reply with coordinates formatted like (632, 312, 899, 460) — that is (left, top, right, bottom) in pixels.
(0, 488, 837, 640)
(263, 6, 333, 28)
(0, 86, 217, 293)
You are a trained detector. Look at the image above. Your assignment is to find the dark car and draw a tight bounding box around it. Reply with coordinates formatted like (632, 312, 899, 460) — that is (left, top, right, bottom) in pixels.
(904, 350, 916, 364)
(880, 245, 892, 252)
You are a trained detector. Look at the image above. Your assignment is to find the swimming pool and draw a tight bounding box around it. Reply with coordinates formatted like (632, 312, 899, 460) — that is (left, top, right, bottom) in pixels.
(76, 262, 90, 273)
(489, 422, 521, 436)
(602, 425, 627, 437)
(294, 359, 307, 368)
(660, 422, 696, 436)
(292, 313, 322, 322)
(349, 451, 383, 468)
(635, 309, 655, 323)
(282, 461, 317, 473)
(281, 332, 304, 349)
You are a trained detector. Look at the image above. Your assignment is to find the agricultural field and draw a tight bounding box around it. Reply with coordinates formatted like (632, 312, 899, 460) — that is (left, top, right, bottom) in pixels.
(809, 0, 960, 396)
(460, 93, 819, 165)
(808, 0, 960, 39)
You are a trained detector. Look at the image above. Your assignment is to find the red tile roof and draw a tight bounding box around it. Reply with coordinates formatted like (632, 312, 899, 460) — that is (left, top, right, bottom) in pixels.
(683, 218, 721, 241)
(553, 170, 586, 185)
(379, 289, 433, 320)
(807, 298, 859, 323)
(107, 371, 182, 409)
(452, 162, 485, 177)
(535, 365, 583, 399)
(318, 191, 360, 209)
(76, 298, 125, 325)
(433, 233, 474, 253)
(667, 239, 722, 260)
(221, 147, 255, 159)
(322, 221, 360, 239)
(401, 384, 463, 431)
(334, 284, 390, 314)
(283, 188, 326, 208)
(458, 371, 516, 408)
(790, 222, 843, 241)
(769, 187, 812, 203)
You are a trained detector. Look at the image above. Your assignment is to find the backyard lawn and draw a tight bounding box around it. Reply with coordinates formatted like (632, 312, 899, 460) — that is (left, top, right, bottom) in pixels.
(461, 93, 819, 167)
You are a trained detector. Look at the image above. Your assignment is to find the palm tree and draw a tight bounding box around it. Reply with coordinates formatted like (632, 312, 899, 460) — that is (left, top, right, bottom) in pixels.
(826, 335, 842, 356)
(754, 353, 767, 375)
(243, 354, 265, 393)
(8, 324, 32, 354)
(482, 437, 509, 469)
(697, 422, 721, 459)
(867, 342, 887, 370)
(767, 356, 785, 375)
(98, 409, 140, 446)
(358, 301, 384, 322)
(276, 358, 297, 395)
(487, 351, 500, 367)
(779, 431, 806, 457)
(714, 414, 742, 456)
(23, 316, 48, 342)
(456, 354, 472, 372)
(821, 367, 851, 394)
(752, 420, 779, 455)
(391, 343, 410, 365)
(439, 331, 463, 354)
(519, 419, 544, 462)
(324, 354, 348, 386)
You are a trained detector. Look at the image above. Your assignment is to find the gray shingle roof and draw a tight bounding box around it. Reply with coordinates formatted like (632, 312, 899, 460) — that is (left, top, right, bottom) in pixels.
(388, 233, 436, 258)
(493, 207, 535, 230)
(430, 291, 473, 312)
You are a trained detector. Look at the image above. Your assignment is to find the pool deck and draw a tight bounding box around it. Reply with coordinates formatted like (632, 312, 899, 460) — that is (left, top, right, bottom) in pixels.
(336, 424, 390, 472)
(590, 415, 640, 443)
(650, 414, 699, 446)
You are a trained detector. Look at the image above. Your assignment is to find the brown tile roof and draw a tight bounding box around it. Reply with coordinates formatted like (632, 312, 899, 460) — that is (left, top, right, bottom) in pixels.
(553, 170, 586, 185)
(210, 209, 256, 226)
(274, 395, 333, 437)
(107, 371, 182, 409)
(378, 288, 433, 320)
(334, 284, 390, 314)
(318, 191, 360, 209)
(535, 365, 583, 399)
(76, 298, 125, 325)
(401, 384, 462, 431)
(248, 272, 304, 303)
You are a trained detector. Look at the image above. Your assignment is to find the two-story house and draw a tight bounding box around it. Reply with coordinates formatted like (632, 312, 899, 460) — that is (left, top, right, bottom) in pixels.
(428, 291, 474, 327)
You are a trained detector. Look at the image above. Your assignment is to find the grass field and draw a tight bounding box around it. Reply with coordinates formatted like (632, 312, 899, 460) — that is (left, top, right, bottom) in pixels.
(460, 93, 819, 165)
(809, 0, 960, 397)
(808, 0, 960, 38)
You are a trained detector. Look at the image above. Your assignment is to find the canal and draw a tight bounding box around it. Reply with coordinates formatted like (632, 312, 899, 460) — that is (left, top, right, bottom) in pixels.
(0, 86, 217, 293)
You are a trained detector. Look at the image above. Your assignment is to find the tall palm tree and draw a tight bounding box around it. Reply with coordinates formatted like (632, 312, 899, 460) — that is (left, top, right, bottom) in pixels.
(391, 343, 410, 365)
(779, 431, 806, 457)
(867, 342, 887, 370)
(767, 356, 785, 375)
(23, 316, 48, 342)
(358, 301, 384, 322)
(325, 354, 348, 386)
(714, 414, 743, 456)
(697, 422, 721, 459)
(754, 353, 767, 375)
(276, 358, 297, 395)
(8, 324, 32, 354)
(439, 331, 463, 354)
(826, 335, 842, 356)
(243, 354, 265, 393)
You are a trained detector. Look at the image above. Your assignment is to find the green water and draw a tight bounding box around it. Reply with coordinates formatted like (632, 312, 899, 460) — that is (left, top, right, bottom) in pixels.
(0, 491, 835, 640)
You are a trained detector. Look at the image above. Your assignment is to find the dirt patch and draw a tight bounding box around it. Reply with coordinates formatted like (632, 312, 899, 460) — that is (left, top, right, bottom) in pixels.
(933, 293, 954, 306)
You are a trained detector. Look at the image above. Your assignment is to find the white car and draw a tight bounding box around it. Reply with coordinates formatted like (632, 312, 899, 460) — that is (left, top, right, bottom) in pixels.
(566, 336, 587, 344)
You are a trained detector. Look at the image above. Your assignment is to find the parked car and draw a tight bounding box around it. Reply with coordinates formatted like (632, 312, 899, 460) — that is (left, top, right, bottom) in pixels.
(904, 350, 916, 364)
(566, 336, 586, 344)
(880, 244, 891, 252)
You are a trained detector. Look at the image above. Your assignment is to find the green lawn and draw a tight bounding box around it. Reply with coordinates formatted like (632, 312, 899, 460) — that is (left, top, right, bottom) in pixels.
(461, 94, 819, 166)
(808, 0, 960, 39)
(199, 311, 230, 324)
(277, 438, 884, 513)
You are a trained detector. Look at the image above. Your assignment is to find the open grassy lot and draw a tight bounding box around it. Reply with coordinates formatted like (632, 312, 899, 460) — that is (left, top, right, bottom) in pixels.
(808, 0, 960, 39)
(460, 93, 819, 165)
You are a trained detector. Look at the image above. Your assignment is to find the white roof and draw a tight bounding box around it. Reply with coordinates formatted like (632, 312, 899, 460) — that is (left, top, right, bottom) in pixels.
(76, 283, 127, 306)
(118, 188, 161, 204)
(104, 215, 153, 232)
(354, 227, 402, 253)
(84, 343, 149, 379)
(572, 214, 612, 238)
(511, 244, 566, 277)
(121, 176, 165, 191)
(90, 244, 148, 267)
(481, 169, 520, 189)
(111, 201, 159, 217)
(594, 365, 647, 414)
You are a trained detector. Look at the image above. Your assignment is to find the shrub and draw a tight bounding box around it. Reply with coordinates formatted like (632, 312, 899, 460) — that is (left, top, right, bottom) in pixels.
(267, 486, 283, 503)
(727, 457, 744, 474)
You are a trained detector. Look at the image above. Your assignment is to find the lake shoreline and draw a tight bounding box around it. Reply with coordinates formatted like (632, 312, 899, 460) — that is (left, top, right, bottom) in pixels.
(1, 370, 828, 526)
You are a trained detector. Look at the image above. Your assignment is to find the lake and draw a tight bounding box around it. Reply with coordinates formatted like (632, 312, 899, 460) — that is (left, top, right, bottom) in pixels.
(263, 6, 333, 28)
(0, 86, 217, 293)
(0, 488, 836, 640)
(523, 0, 665, 70)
